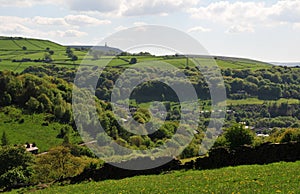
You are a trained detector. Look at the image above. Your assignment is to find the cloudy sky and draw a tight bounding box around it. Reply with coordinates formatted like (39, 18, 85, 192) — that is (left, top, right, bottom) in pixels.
(0, 0, 300, 62)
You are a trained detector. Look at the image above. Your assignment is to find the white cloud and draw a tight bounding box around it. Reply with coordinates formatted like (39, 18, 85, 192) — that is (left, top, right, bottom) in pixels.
(133, 22, 147, 26)
(56, 30, 87, 38)
(187, 26, 211, 33)
(0, 0, 63, 7)
(64, 15, 111, 26)
(0, 16, 35, 36)
(33, 16, 67, 26)
(293, 23, 300, 30)
(188, 1, 300, 32)
(65, 0, 200, 16)
(67, 0, 122, 12)
(0, 16, 88, 40)
(268, 1, 300, 23)
(226, 24, 254, 34)
(123, 0, 200, 16)
(188, 1, 268, 23)
(32, 15, 111, 27)
(114, 25, 128, 31)
(0, 23, 35, 36)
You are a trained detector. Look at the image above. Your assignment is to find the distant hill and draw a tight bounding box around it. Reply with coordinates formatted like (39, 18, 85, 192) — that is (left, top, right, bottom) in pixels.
(67, 45, 123, 54)
(271, 62, 300, 67)
(0, 36, 273, 72)
(0, 36, 65, 51)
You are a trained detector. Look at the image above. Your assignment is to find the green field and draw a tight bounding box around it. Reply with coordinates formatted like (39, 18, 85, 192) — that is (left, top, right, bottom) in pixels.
(226, 98, 300, 106)
(17, 161, 299, 193)
(0, 36, 274, 73)
(0, 37, 86, 72)
(0, 108, 82, 152)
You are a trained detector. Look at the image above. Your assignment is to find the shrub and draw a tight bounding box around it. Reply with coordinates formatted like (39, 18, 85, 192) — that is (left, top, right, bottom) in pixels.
(280, 128, 300, 143)
(224, 124, 255, 149)
(34, 146, 88, 183)
(0, 146, 34, 190)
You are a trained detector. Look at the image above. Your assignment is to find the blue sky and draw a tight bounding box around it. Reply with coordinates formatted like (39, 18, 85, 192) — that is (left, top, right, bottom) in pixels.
(0, 0, 300, 62)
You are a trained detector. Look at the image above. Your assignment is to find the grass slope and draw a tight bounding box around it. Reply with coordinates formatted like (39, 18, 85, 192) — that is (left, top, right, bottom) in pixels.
(0, 36, 273, 73)
(20, 161, 300, 193)
(0, 37, 85, 72)
(226, 98, 300, 106)
(0, 107, 82, 152)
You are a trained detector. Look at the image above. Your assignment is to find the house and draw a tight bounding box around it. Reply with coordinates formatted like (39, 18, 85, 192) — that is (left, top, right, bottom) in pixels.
(25, 143, 39, 154)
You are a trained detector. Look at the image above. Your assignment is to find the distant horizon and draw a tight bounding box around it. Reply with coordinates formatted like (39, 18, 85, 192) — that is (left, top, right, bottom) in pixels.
(1, 34, 300, 64)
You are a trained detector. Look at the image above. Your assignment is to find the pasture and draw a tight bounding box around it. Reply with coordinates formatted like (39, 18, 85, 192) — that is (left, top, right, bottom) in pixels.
(0, 37, 273, 73)
(17, 161, 300, 193)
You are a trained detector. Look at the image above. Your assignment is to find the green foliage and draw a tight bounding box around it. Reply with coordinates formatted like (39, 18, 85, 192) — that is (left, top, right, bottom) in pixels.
(1, 131, 9, 146)
(213, 135, 229, 148)
(26, 97, 40, 113)
(129, 57, 137, 64)
(258, 85, 282, 100)
(279, 128, 300, 143)
(224, 124, 255, 149)
(0, 146, 34, 190)
(34, 146, 88, 183)
(44, 53, 52, 63)
(0, 92, 12, 106)
(129, 135, 144, 147)
(0, 107, 81, 152)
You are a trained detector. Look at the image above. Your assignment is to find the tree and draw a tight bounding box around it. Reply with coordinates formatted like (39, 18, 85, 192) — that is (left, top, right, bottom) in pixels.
(0, 92, 12, 106)
(34, 146, 86, 182)
(37, 94, 52, 112)
(129, 58, 137, 64)
(71, 55, 78, 62)
(44, 53, 52, 63)
(48, 50, 54, 55)
(54, 104, 66, 119)
(26, 97, 40, 113)
(66, 47, 72, 57)
(224, 124, 254, 149)
(280, 128, 300, 143)
(129, 135, 143, 147)
(1, 131, 9, 146)
(22, 46, 27, 51)
(0, 146, 34, 190)
(258, 85, 282, 100)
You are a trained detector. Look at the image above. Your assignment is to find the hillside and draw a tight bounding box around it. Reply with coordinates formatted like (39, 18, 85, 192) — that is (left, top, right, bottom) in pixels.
(13, 161, 300, 193)
(0, 37, 300, 192)
(0, 36, 273, 73)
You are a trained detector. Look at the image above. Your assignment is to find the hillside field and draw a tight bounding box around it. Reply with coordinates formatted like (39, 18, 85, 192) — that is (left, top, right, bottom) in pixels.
(0, 107, 82, 152)
(0, 37, 273, 72)
(12, 161, 300, 193)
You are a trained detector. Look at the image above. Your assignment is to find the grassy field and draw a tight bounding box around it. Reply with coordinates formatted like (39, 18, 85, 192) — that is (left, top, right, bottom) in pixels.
(0, 37, 274, 73)
(226, 98, 300, 106)
(0, 37, 86, 72)
(0, 107, 82, 152)
(15, 161, 300, 193)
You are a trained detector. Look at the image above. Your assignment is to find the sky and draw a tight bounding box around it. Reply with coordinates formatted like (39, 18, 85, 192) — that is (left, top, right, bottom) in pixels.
(0, 0, 300, 62)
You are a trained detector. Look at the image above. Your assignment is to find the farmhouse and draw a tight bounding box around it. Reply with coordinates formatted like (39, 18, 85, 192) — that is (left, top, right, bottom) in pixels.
(25, 143, 39, 154)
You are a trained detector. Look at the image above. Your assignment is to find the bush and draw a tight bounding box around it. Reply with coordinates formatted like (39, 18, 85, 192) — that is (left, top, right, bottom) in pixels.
(280, 128, 300, 143)
(213, 136, 229, 148)
(129, 58, 137, 64)
(0, 146, 34, 190)
(34, 146, 88, 183)
(224, 124, 255, 149)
